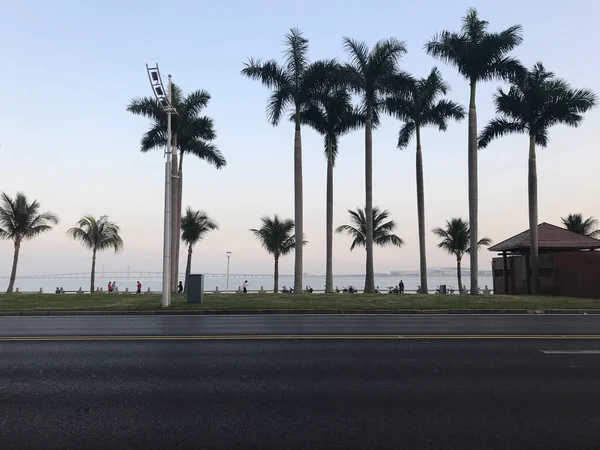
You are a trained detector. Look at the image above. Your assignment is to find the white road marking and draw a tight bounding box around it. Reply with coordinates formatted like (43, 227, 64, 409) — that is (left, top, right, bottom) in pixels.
(540, 350, 600, 354)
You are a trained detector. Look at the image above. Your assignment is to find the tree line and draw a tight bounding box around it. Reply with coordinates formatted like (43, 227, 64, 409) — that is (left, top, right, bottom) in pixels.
(241, 7, 596, 295)
(0, 191, 598, 294)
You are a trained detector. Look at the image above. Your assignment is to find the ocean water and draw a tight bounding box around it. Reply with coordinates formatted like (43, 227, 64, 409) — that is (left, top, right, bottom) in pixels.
(9, 274, 494, 294)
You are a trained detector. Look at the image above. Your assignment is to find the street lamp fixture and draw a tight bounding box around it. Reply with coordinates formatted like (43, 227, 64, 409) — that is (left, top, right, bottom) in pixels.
(146, 63, 177, 307)
(226, 252, 232, 293)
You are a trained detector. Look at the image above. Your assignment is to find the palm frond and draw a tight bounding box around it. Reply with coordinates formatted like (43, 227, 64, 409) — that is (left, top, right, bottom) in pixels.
(0, 192, 58, 242)
(182, 90, 210, 117)
(67, 215, 123, 253)
(478, 117, 526, 148)
(250, 214, 297, 257)
(185, 140, 226, 169)
(181, 208, 218, 247)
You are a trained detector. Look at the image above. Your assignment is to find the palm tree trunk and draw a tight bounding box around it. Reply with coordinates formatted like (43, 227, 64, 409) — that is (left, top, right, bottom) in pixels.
(468, 80, 479, 295)
(184, 244, 192, 293)
(175, 151, 183, 293)
(170, 136, 179, 293)
(415, 125, 428, 294)
(325, 136, 334, 293)
(364, 107, 375, 293)
(6, 240, 21, 293)
(456, 256, 463, 295)
(528, 135, 539, 295)
(293, 106, 303, 294)
(274, 255, 280, 293)
(90, 248, 97, 293)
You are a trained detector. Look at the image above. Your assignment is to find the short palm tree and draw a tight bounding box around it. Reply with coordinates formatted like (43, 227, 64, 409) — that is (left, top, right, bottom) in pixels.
(478, 63, 597, 294)
(385, 67, 465, 294)
(336, 207, 404, 291)
(426, 8, 523, 294)
(250, 215, 302, 293)
(242, 28, 333, 294)
(561, 214, 600, 239)
(66, 215, 124, 293)
(297, 64, 364, 292)
(181, 208, 218, 292)
(0, 192, 59, 293)
(343, 37, 407, 293)
(432, 218, 491, 294)
(127, 83, 226, 292)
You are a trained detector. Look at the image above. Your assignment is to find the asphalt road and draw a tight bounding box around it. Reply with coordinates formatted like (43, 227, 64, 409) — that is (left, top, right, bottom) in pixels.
(1, 314, 600, 338)
(2, 316, 600, 449)
(2, 339, 600, 449)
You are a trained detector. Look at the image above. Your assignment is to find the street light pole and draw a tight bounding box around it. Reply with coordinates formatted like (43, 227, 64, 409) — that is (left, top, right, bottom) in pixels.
(146, 64, 176, 308)
(226, 252, 232, 293)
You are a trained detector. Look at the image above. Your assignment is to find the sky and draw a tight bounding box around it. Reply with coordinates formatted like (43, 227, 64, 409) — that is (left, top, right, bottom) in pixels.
(1, 0, 599, 279)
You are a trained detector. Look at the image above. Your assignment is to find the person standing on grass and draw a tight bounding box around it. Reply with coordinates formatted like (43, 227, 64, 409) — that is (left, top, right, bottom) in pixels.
(136, 281, 142, 294)
(242, 280, 248, 294)
(108, 281, 113, 293)
(399, 280, 404, 294)
(112, 281, 117, 293)
(178, 281, 183, 293)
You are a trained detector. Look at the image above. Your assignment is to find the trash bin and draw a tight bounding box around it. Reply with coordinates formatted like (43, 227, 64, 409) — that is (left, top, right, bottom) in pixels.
(439, 284, 447, 295)
(186, 274, 204, 303)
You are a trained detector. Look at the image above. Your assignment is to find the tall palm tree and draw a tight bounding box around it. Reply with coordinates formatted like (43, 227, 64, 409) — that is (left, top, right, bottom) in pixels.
(297, 64, 364, 292)
(127, 84, 226, 293)
(432, 218, 491, 294)
(181, 208, 218, 292)
(342, 37, 407, 293)
(426, 8, 523, 294)
(66, 215, 124, 293)
(249, 215, 303, 293)
(478, 63, 597, 294)
(385, 67, 465, 294)
(0, 192, 59, 293)
(561, 214, 600, 238)
(337, 207, 404, 290)
(242, 28, 333, 294)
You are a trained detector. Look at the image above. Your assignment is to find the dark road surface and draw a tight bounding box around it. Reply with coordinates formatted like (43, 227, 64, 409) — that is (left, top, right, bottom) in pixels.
(1, 313, 600, 338)
(2, 316, 600, 449)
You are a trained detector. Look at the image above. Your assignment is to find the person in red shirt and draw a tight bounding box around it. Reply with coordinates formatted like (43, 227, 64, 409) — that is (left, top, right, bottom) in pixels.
(136, 281, 142, 294)
(108, 281, 113, 293)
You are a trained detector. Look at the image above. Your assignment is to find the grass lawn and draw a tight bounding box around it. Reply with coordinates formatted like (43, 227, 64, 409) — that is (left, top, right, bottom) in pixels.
(0, 292, 598, 312)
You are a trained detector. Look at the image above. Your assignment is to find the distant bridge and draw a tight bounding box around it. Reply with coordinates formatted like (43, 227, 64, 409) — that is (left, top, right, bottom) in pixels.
(0, 272, 277, 280)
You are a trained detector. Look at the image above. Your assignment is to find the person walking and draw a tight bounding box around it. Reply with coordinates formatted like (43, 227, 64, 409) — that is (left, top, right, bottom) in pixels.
(178, 281, 183, 293)
(136, 281, 142, 294)
(399, 280, 404, 294)
(242, 280, 248, 294)
(108, 281, 113, 293)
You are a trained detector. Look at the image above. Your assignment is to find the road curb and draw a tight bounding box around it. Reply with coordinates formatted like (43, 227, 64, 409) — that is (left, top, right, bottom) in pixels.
(1, 308, 600, 316)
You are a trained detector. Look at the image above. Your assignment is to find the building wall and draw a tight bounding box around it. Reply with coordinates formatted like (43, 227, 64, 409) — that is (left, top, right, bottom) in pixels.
(554, 252, 600, 299)
(492, 251, 600, 298)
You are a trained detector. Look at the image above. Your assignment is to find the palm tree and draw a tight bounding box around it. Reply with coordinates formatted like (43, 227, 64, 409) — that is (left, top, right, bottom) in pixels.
(432, 218, 491, 294)
(561, 214, 600, 238)
(66, 215, 124, 293)
(478, 63, 597, 294)
(181, 208, 219, 292)
(385, 67, 465, 294)
(297, 64, 364, 292)
(344, 37, 406, 293)
(242, 28, 333, 294)
(249, 215, 302, 293)
(0, 192, 59, 293)
(337, 207, 404, 290)
(426, 8, 523, 294)
(127, 84, 226, 293)
(342, 37, 407, 293)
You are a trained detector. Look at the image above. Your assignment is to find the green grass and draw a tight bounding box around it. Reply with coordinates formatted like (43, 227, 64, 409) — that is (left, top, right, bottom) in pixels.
(0, 292, 598, 312)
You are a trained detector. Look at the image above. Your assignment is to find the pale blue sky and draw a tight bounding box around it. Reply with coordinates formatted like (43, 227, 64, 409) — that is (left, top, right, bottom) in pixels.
(1, 0, 598, 278)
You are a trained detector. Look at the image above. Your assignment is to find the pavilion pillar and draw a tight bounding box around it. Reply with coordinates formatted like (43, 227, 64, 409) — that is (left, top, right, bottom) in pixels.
(525, 253, 531, 295)
(502, 251, 509, 294)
